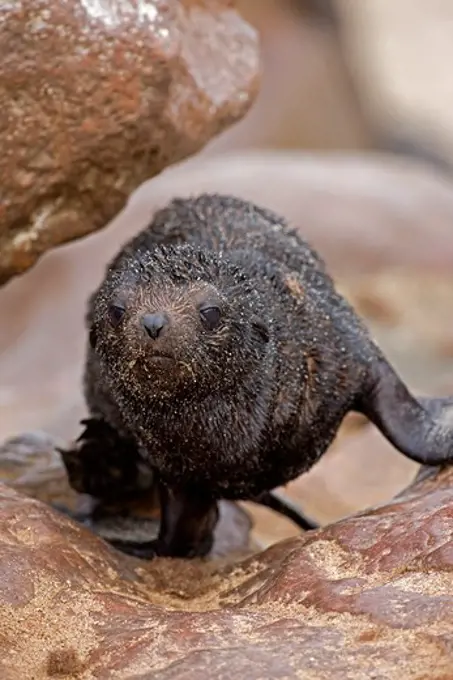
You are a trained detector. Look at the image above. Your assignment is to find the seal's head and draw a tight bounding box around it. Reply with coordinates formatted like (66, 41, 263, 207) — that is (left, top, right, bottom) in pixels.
(88, 244, 271, 399)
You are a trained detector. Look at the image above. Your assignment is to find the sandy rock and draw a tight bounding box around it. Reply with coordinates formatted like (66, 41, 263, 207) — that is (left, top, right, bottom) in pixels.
(1, 454, 452, 678)
(0, 0, 259, 285)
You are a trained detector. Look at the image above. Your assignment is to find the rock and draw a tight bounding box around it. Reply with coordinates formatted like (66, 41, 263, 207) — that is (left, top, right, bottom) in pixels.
(334, 0, 453, 165)
(206, 0, 373, 155)
(0, 0, 259, 285)
(0, 430, 81, 510)
(1, 451, 452, 678)
(132, 151, 453, 276)
(339, 272, 453, 392)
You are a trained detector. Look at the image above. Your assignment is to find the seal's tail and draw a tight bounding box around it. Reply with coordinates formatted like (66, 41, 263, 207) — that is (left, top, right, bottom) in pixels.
(357, 357, 453, 465)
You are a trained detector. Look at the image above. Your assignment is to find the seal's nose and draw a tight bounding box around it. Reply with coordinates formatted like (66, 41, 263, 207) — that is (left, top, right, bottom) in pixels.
(142, 312, 168, 340)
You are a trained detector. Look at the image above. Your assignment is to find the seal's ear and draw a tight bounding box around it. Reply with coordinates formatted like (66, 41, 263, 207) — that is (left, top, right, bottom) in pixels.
(251, 316, 270, 344)
(356, 356, 453, 466)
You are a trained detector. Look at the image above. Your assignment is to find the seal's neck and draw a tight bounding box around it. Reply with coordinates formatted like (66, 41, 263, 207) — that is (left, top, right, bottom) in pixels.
(115, 361, 276, 463)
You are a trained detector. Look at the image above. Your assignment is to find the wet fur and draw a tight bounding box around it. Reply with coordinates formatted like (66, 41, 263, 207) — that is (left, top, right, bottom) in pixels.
(62, 194, 453, 559)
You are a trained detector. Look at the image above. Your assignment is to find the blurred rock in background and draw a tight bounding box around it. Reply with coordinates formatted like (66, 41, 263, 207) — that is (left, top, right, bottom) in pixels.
(334, 0, 453, 170)
(206, 0, 374, 153)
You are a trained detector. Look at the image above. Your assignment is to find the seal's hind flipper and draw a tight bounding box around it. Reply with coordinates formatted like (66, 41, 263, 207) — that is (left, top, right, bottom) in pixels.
(254, 489, 319, 531)
(357, 357, 453, 466)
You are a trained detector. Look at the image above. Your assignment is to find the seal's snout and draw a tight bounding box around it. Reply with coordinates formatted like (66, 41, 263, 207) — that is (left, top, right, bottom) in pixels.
(142, 312, 168, 340)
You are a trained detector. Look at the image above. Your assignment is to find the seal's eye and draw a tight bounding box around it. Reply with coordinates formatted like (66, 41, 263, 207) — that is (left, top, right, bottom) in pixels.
(108, 303, 126, 327)
(200, 305, 221, 330)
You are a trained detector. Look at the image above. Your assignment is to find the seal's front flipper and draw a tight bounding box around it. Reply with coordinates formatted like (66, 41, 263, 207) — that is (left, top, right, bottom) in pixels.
(155, 485, 219, 558)
(58, 418, 154, 501)
(357, 357, 453, 466)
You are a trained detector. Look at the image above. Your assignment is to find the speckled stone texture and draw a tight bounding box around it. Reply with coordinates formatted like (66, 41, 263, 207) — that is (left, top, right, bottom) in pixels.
(0, 434, 452, 679)
(0, 0, 259, 285)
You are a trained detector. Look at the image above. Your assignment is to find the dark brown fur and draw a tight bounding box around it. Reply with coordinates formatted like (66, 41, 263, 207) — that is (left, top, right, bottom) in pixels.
(62, 194, 453, 559)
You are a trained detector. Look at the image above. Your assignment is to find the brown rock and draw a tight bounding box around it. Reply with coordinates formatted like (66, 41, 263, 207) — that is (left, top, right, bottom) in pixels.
(0, 0, 259, 285)
(282, 424, 419, 525)
(1, 452, 452, 678)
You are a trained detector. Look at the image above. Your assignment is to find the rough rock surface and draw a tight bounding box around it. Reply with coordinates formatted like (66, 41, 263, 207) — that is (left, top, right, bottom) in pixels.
(0, 0, 259, 285)
(0, 433, 452, 679)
